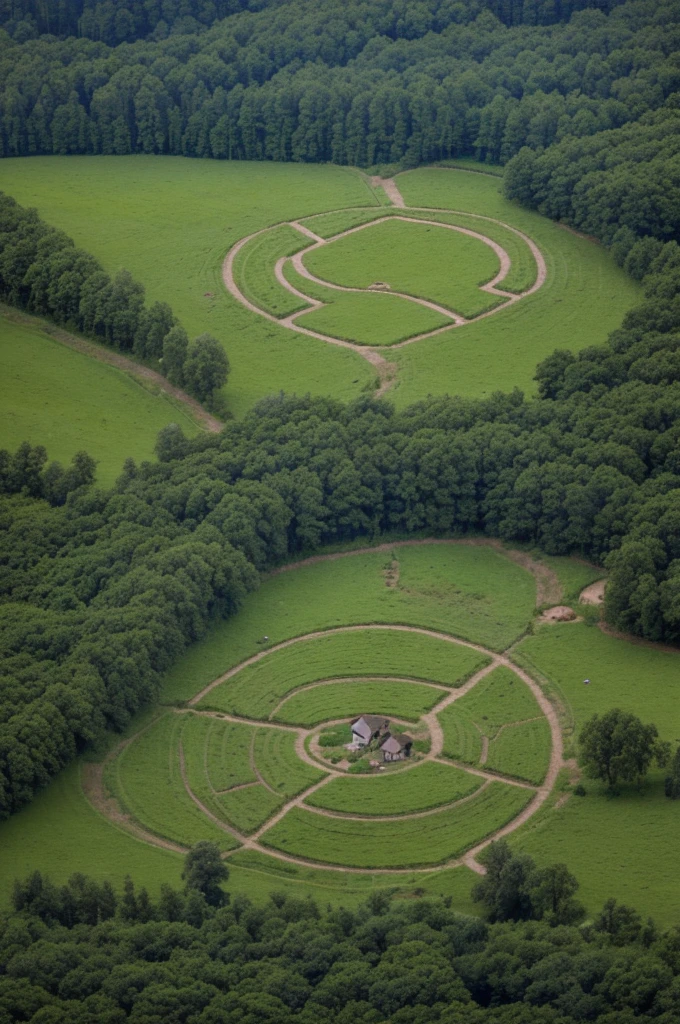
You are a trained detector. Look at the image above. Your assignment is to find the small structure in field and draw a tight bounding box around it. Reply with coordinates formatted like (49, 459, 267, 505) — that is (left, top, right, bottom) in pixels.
(381, 733, 413, 762)
(350, 715, 390, 748)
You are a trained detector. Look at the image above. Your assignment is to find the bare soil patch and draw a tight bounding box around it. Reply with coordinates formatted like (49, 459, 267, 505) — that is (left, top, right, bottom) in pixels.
(580, 579, 606, 605)
(539, 605, 579, 624)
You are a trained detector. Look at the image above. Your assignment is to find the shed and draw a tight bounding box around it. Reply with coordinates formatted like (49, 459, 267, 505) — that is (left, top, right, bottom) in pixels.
(380, 733, 413, 762)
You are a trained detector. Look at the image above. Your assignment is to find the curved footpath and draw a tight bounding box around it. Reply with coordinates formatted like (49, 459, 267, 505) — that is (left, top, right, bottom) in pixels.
(87, 607, 564, 876)
(222, 175, 548, 397)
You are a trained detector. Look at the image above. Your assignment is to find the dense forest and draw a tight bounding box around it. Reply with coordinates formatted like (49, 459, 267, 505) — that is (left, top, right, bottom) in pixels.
(2, 852, 680, 1024)
(1, 0, 679, 253)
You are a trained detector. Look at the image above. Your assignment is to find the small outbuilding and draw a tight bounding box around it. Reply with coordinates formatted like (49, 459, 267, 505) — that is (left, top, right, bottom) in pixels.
(380, 733, 413, 762)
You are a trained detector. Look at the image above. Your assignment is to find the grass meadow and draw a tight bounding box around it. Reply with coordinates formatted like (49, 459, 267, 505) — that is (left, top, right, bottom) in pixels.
(199, 629, 489, 718)
(0, 308, 199, 486)
(263, 782, 531, 868)
(297, 288, 451, 346)
(252, 730, 325, 798)
(162, 542, 536, 704)
(306, 761, 482, 815)
(485, 719, 552, 785)
(0, 157, 378, 418)
(233, 224, 310, 318)
(304, 218, 502, 317)
(0, 158, 639, 413)
(273, 679, 445, 725)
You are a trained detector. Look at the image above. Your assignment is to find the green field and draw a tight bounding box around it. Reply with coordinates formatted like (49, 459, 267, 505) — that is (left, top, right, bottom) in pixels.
(438, 666, 549, 783)
(273, 679, 446, 725)
(105, 714, 238, 851)
(304, 218, 502, 318)
(0, 157, 378, 418)
(205, 719, 257, 790)
(253, 729, 325, 798)
(233, 224, 310, 317)
(163, 543, 536, 704)
(0, 309, 200, 486)
(301, 207, 536, 293)
(263, 782, 531, 868)
(297, 288, 452, 346)
(197, 629, 490, 718)
(306, 761, 482, 815)
(0, 158, 639, 413)
(485, 719, 552, 785)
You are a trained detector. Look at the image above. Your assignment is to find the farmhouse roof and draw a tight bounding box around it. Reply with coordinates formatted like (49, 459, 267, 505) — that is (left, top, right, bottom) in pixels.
(351, 715, 389, 736)
(381, 733, 413, 753)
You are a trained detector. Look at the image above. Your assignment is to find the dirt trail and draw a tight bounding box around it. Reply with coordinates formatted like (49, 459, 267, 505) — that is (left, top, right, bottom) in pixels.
(580, 579, 606, 605)
(479, 734, 489, 765)
(222, 197, 548, 397)
(423, 660, 499, 758)
(372, 176, 406, 208)
(1, 304, 223, 434)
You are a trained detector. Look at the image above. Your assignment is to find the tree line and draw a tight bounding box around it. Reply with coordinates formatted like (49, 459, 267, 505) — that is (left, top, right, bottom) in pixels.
(0, 0, 672, 182)
(0, 192, 229, 408)
(2, 847, 679, 1023)
(1, 231, 680, 816)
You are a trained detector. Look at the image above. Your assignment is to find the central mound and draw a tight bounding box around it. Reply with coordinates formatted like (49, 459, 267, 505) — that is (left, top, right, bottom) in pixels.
(303, 218, 503, 318)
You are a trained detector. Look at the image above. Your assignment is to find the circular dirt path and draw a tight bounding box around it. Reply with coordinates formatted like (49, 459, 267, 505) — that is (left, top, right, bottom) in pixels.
(91, 616, 565, 876)
(222, 182, 547, 398)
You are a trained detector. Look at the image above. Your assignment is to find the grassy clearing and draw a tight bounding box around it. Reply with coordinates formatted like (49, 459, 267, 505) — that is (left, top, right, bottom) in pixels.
(106, 714, 238, 851)
(447, 667, 542, 739)
(538, 556, 604, 604)
(512, 771, 680, 927)
(298, 289, 451, 347)
(306, 761, 482, 815)
(302, 208, 386, 238)
(403, 210, 536, 293)
(253, 729, 326, 798)
(274, 679, 444, 726)
(486, 718, 551, 785)
(388, 168, 641, 407)
(162, 542, 536, 704)
(233, 224, 310, 317)
(216, 784, 282, 834)
(198, 629, 489, 718)
(263, 782, 531, 868)
(304, 219, 502, 318)
(0, 156, 377, 417)
(0, 309, 199, 487)
(438, 666, 547, 775)
(205, 719, 257, 790)
(514, 623, 680, 742)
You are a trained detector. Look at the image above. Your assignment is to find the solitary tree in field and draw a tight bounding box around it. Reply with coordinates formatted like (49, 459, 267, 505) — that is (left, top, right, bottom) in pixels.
(579, 709, 670, 790)
(182, 841, 229, 907)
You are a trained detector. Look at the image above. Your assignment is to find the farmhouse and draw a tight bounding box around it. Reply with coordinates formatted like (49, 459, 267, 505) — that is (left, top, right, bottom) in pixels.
(381, 733, 413, 762)
(350, 715, 390, 748)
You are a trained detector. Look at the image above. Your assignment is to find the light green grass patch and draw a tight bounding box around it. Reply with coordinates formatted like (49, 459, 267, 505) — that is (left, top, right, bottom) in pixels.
(306, 761, 482, 815)
(305, 219, 502, 318)
(514, 623, 680, 741)
(205, 718, 257, 790)
(302, 208, 387, 238)
(106, 714, 237, 851)
(253, 729, 326, 798)
(0, 310, 199, 487)
(216, 784, 282, 834)
(297, 289, 452, 346)
(162, 542, 535, 704)
(274, 679, 445, 726)
(445, 666, 542, 740)
(198, 629, 489, 719)
(486, 718, 551, 785)
(0, 764, 184, 908)
(233, 224, 310, 317)
(263, 782, 531, 868)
